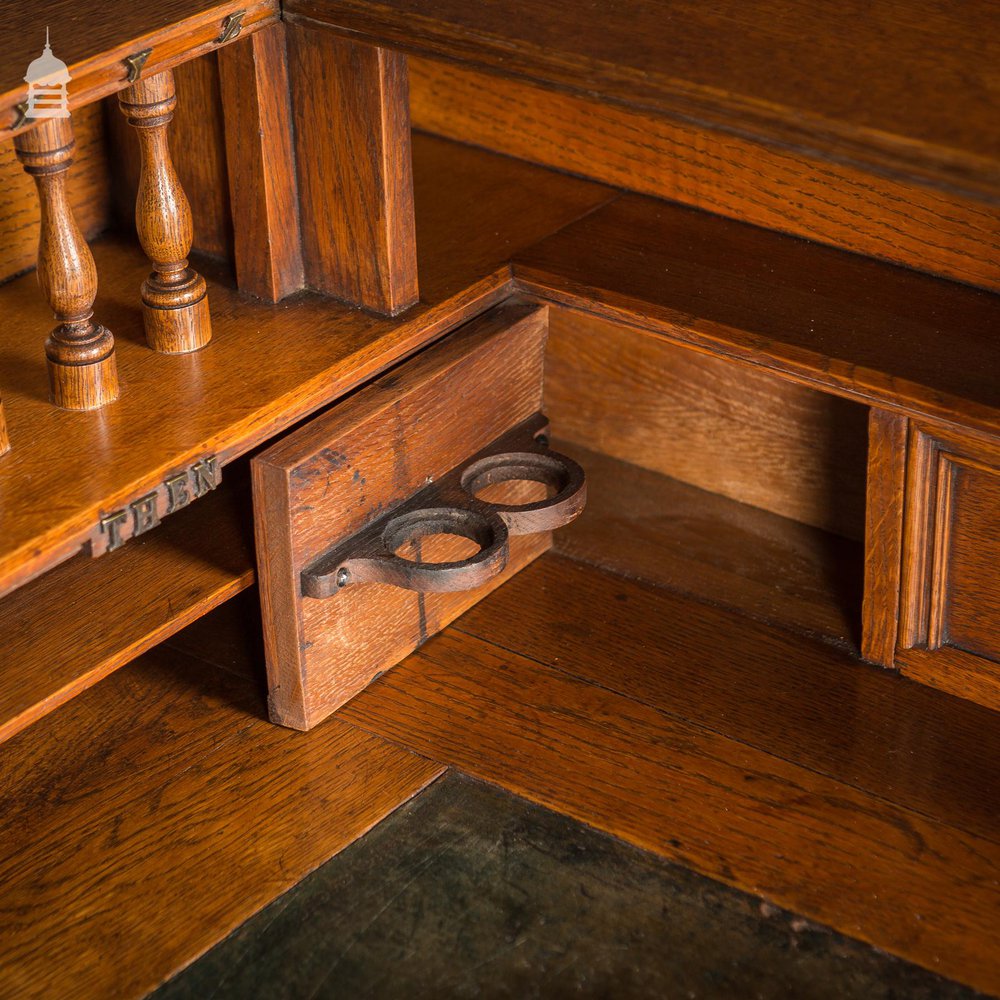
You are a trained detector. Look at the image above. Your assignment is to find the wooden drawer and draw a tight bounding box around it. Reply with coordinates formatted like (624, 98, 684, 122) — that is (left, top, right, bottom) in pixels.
(251, 301, 585, 729)
(900, 423, 1000, 708)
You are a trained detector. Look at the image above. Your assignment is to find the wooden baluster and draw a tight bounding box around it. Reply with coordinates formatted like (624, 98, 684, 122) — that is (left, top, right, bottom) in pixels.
(14, 117, 120, 410)
(118, 70, 211, 353)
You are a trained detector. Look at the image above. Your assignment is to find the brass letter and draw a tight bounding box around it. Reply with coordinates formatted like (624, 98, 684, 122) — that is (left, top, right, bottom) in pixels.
(130, 492, 161, 536)
(165, 472, 191, 514)
(191, 457, 220, 498)
(100, 510, 130, 553)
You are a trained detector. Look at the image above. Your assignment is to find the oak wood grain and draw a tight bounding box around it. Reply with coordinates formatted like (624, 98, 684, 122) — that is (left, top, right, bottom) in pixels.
(0, 134, 612, 597)
(218, 25, 304, 301)
(105, 53, 234, 261)
(0, 102, 110, 284)
(119, 68, 213, 353)
(550, 443, 862, 647)
(0, 469, 254, 746)
(0, 0, 279, 144)
(514, 195, 1000, 436)
(861, 409, 908, 666)
(13, 115, 119, 410)
(284, 0, 1000, 200)
(544, 307, 868, 539)
(288, 27, 417, 314)
(343, 623, 1000, 994)
(0, 644, 442, 999)
(452, 554, 1000, 849)
(410, 56, 1000, 292)
(253, 302, 549, 728)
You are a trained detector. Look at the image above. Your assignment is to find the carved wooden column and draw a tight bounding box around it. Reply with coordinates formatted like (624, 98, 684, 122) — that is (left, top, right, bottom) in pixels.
(14, 117, 120, 410)
(118, 70, 212, 353)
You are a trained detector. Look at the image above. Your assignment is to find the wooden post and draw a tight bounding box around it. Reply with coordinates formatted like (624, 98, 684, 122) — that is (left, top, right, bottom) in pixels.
(287, 27, 418, 315)
(218, 25, 304, 303)
(0, 398, 9, 456)
(118, 70, 212, 353)
(14, 117, 120, 411)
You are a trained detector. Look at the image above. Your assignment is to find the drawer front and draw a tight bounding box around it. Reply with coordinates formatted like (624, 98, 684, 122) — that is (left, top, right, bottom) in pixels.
(900, 423, 1000, 708)
(252, 301, 585, 730)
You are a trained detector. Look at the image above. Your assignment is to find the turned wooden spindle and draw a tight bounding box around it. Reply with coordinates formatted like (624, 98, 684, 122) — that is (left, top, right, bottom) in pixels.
(118, 70, 211, 353)
(14, 117, 119, 410)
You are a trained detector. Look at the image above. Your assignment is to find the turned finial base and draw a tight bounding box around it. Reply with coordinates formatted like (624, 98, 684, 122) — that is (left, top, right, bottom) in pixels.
(141, 272, 212, 354)
(46, 324, 120, 410)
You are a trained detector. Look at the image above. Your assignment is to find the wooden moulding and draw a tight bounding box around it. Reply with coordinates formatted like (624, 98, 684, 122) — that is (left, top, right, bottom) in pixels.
(287, 25, 418, 314)
(13, 116, 119, 410)
(118, 69, 212, 353)
(253, 301, 549, 729)
(218, 25, 304, 302)
(409, 57, 1000, 293)
(861, 409, 908, 667)
(898, 422, 1000, 709)
(0, 0, 279, 144)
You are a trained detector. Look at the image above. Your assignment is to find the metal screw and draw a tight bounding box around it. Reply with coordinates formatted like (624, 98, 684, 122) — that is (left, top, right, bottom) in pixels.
(336, 567, 350, 588)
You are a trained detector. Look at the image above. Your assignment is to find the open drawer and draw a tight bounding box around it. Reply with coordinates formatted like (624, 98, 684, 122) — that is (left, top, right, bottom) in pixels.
(251, 301, 585, 729)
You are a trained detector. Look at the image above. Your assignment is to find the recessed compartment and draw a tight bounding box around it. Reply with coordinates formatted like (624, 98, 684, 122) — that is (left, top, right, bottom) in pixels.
(542, 306, 869, 647)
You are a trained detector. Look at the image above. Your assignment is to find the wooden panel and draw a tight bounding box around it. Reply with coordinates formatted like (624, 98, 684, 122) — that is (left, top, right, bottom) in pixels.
(105, 53, 233, 259)
(514, 195, 1000, 436)
(861, 409, 908, 666)
(899, 424, 1000, 709)
(454, 555, 1000, 848)
(253, 302, 549, 729)
(552, 443, 861, 647)
(284, 0, 1000, 200)
(0, 0, 279, 143)
(0, 470, 253, 745)
(0, 102, 111, 283)
(545, 308, 868, 539)
(218, 24, 304, 301)
(343, 624, 1000, 995)
(288, 27, 417, 314)
(410, 57, 1000, 292)
(945, 464, 1000, 660)
(0, 644, 442, 999)
(0, 134, 611, 597)
(412, 134, 613, 303)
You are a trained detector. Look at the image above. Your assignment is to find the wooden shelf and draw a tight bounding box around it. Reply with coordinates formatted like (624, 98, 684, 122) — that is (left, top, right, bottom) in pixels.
(0, 132, 612, 598)
(285, 0, 1000, 201)
(0, 466, 254, 746)
(514, 193, 1000, 436)
(0, 0, 279, 143)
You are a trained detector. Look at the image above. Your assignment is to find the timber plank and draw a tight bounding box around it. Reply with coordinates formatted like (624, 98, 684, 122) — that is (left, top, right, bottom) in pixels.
(284, 0, 1000, 200)
(0, 469, 254, 746)
(453, 554, 1000, 848)
(342, 625, 1000, 994)
(0, 645, 442, 1000)
(515, 195, 1000, 434)
(0, 0, 279, 144)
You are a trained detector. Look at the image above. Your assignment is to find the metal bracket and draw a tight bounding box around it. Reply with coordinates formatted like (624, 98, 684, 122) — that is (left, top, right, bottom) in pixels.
(301, 415, 586, 599)
(123, 49, 152, 83)
(215, 11, 246, 45)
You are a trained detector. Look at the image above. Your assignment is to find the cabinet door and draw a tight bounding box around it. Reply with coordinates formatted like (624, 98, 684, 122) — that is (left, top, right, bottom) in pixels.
(900, 423, 1000, 708)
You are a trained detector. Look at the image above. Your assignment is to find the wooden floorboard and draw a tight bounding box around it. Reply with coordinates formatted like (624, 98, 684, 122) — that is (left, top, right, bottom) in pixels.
(0, 645, 443, 1000)
(342, 622, 1000, 994)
